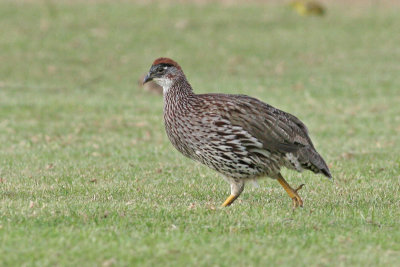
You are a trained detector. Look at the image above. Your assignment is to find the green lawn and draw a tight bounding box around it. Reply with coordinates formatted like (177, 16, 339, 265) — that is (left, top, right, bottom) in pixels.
(1, 1, 399, 266)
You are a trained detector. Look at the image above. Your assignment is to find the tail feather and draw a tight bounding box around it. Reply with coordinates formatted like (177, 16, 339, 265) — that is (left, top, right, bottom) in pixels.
(300, 147, 331, 178)
(320, 166, 332, 179)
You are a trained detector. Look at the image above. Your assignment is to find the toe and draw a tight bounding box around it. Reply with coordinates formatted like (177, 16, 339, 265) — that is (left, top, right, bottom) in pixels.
(296, 195, 303, 207)
(294, 184, 305, 193)
(292, 195, 303, 208)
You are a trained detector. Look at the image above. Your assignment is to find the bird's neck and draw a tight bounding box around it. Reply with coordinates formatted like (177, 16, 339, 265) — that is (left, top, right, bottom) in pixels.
(163, 77, 194, 118)
(163, 77, 194, 104)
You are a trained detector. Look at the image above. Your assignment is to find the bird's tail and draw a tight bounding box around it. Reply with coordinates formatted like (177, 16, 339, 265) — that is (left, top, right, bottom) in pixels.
(299, 148, 332, 179)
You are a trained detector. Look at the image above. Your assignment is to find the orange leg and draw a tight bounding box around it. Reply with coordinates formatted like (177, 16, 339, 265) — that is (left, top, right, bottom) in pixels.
(276, 174, 304, 208)
(221, 195, 239, 207)
(221, 179, 244, 207)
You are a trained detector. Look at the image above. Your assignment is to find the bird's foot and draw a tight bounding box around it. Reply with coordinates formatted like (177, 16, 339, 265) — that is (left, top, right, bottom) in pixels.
(291, 184, 304, 208)
(276, 174, 305, 208)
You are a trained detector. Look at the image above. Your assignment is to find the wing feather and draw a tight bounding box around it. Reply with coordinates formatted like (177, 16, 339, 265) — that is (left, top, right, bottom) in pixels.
(201, 94, 312, 153)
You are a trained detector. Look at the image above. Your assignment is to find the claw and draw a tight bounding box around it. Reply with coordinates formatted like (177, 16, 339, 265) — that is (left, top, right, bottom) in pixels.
(291, 184, 304, 208)
(292, 195, 303, 208)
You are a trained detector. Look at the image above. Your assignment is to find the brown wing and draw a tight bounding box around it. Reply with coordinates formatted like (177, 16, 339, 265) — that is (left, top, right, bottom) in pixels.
(197, 93, 331, 178)
(198, 94, 311, 152)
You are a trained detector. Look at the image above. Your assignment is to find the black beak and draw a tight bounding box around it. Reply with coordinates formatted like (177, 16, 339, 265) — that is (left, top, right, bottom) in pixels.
(143, 73, 153, 84)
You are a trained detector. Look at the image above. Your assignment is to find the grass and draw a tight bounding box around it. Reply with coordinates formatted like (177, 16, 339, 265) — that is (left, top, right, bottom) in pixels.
(0, 1, 399, 266)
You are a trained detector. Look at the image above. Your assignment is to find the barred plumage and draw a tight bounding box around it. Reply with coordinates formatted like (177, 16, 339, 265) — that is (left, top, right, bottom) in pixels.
(144, 58, 331, 207)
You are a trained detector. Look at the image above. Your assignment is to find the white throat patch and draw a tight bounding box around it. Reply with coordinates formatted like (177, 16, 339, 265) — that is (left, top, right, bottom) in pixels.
(154, 78, 173, 94)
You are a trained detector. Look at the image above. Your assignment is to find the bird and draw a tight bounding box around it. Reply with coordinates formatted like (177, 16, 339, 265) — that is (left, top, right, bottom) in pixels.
(289, 1, 325, 16)
(143, 57, 331, 207)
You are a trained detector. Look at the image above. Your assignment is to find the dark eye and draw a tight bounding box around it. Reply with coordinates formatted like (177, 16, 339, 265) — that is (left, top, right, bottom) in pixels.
(157, 67, 165, 73)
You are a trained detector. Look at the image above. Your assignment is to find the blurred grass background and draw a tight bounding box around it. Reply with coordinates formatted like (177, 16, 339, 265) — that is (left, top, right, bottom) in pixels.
(0, 1, 399, 266)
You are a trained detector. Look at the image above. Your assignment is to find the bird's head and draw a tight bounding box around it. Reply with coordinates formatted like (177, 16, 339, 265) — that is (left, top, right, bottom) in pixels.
(143, 58, 183, 92)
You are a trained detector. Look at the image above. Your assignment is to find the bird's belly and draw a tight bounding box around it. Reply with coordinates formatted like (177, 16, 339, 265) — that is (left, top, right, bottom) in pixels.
(164, 116, 284, 179)
(193, 148, 266, 179)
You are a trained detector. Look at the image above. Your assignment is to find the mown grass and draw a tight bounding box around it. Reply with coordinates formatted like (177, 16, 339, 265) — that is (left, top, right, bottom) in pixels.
(0, 1, 399, 266)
